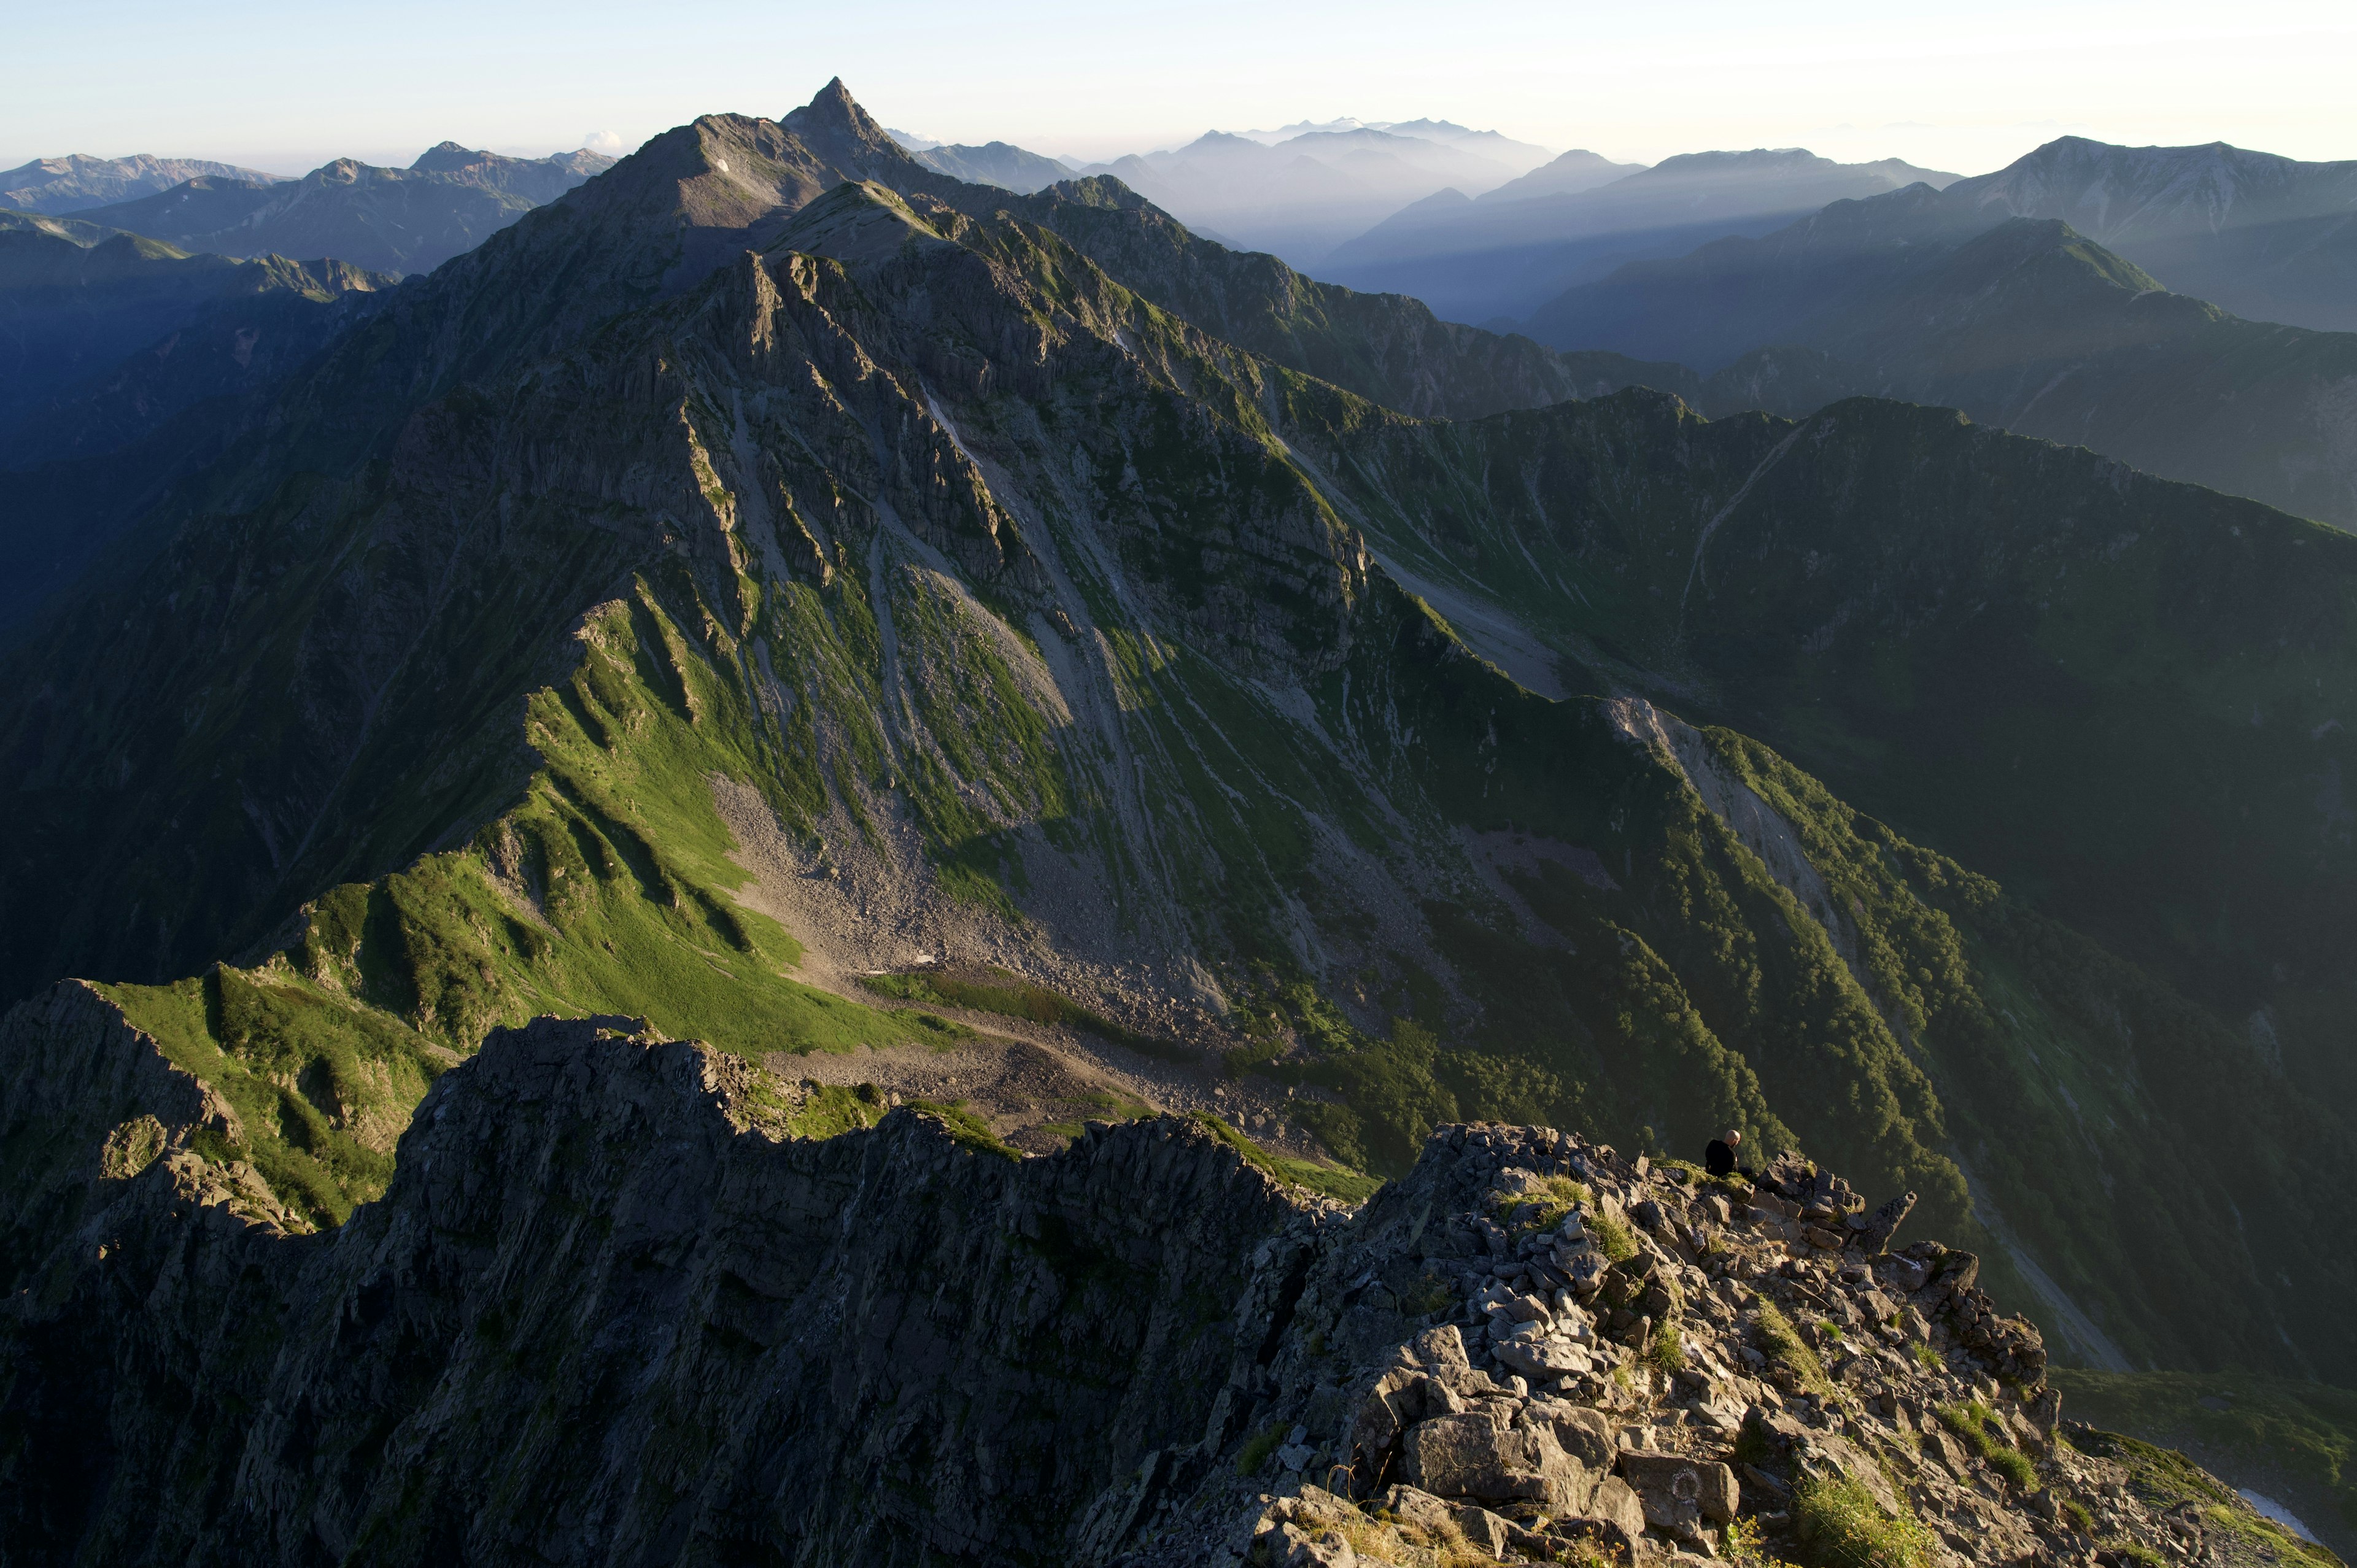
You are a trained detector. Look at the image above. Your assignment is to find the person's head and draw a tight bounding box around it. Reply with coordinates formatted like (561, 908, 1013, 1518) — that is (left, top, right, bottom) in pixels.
(1725, 1130, 1742, 1149)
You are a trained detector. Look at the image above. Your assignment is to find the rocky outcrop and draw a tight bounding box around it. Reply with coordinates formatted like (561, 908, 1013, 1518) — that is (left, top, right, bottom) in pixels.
(0, 1023, 2301, 1568)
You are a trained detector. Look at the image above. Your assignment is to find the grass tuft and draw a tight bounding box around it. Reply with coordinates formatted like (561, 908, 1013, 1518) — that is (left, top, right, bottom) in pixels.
(1237, 1423, 1285, 1476)
(907, 1100, 1021, 1161)
(1755, 1302, 1838, 1400)
(1191, 1111, 1381, 1203)
(1794, 1477, 1936, 1568)
(1937, 1401, 2038, 1491)
(1590, 1208, 1639, 1264)
(1644, 1318, 1690, 1374)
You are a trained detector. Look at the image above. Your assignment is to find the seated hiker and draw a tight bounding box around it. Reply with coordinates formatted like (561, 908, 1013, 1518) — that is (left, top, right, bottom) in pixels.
(1705, 1129, 1743, 1179)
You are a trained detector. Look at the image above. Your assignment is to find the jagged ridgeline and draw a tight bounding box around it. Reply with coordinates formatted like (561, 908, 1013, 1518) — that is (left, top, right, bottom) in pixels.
(0, 1021, 2327, 1567)
(0, 79, 2351, 1407)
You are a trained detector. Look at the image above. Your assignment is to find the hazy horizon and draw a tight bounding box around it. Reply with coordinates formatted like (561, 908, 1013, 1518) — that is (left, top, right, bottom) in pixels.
(7, 0, 2356, 182)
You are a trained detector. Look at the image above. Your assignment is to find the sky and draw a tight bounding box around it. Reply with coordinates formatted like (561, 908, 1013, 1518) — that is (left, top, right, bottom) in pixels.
(7, 0, 2356, 178)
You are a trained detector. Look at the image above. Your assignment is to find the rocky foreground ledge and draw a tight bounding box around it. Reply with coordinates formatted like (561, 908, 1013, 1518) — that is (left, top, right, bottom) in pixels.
(0, 1011, 2320, 1567)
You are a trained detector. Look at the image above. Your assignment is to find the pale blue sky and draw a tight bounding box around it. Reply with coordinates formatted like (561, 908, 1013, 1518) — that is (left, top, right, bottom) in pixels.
(9, 0, 2355, 177)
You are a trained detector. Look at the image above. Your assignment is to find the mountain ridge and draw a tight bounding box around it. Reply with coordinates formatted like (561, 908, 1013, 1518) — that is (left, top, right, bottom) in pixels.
(1313, 147, 1961, 326)
(69, 140, 616, 276)
(0, 80, 2350, 1410)
(0, 152, 281, 214)
(1522, 188, 2357, 527)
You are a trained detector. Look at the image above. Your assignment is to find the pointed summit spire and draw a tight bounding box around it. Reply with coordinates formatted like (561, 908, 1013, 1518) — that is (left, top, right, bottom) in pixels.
(779, 76, 919, 179)
(784, 78, 897, 149)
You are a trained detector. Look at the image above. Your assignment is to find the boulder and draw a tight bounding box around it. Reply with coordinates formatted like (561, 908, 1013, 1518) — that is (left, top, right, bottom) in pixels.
(1620, 1451, 1742, 1524)
(1415, 1324, 1472, 1373)
(1455, 1505, 1513, 1556)
(1860, 1191, 1916, 1253)
(1375, 1485, 1457, 1532)
(1400, 1410, 1597, 1510)
(1589, 1475, 1649, 1539)
(1527, 1399, 1616, 1467)
(1348, 1367, 1466, 1460)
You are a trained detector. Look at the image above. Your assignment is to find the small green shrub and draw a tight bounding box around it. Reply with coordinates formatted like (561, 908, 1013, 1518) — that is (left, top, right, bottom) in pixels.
(1794, 1477, 1935, 1568)
(786, 1081, 887, 1138)
(2062, 1499, 2096, 1534)
(1493, 1173, 1592, 1237)
(1911, 1342, 1941, 1371)
(1987, 1448, 2039, 1491)
(1644, 1319, 1690, 1373)
(1237, 1423, 1285, 1475)
(1722, 1516, 1779, 1568)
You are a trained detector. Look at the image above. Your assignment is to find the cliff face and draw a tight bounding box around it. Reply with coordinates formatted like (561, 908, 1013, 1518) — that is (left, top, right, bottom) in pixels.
(0, 1013, 2317, 1568)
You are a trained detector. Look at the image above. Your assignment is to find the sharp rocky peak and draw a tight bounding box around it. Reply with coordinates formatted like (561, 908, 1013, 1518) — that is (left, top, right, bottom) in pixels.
(781, 75, 915, 168)
(410, 139, 492, 172)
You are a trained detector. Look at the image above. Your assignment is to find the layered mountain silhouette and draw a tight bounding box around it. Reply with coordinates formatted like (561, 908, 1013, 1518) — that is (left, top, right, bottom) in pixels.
(1524, 176, 2357, 527)
(0, 215, 392, 628)
(70, 141, 614, 276)
(1067, 122, 1568, 266)
(2, 80, 2355, 1424)
(1315, 148, 1957, 326)
(0, 216, 389, 460)
(0, 152, 281, 214)
(905, 138, 1075, 193)
(1932, 136, 2357, 333)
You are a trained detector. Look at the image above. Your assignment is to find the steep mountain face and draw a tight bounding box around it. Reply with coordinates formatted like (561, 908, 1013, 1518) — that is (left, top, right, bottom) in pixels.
(71, 141, 617, 276)
(0, 152, 280, 214)
(0, 1013, 2311, 1568)
(1525, 194, 2357, 526)
(915, 139, 1076, 193)
(0, 80, 2351, 1402)
(1309, 388, 2357, 1367)
(1314, 149, 1959, 329)
(0, 222, 390, 466)
(1938, 136, 2357, 333)
(0, 226, 392, 633)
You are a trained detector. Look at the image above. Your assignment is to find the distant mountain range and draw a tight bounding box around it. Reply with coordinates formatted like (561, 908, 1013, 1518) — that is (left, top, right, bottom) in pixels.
(904, 140, 1075, 193)
(1908, 136, 2357, 334)
(1062, 120, 1568, 266)
(1515, 143, 2357, 528)
(0, 153, 281, 214)
(63, 142, 613, 277)
(1314, 148, 1957, 325)
(0, 212, 392, 628)
(1230, 115, 1557, 171)
(0, 214, 389, 457)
